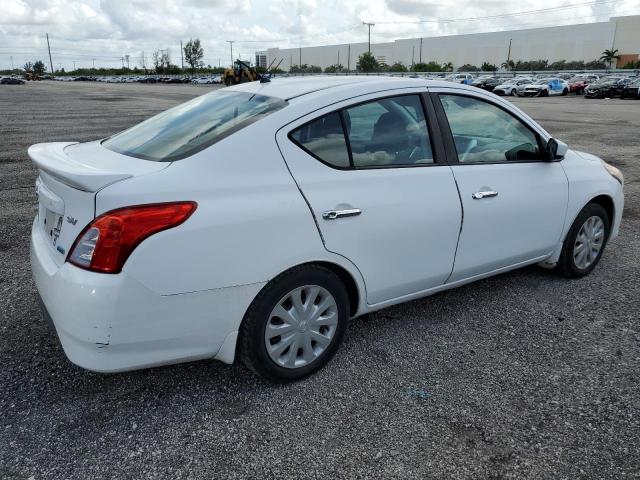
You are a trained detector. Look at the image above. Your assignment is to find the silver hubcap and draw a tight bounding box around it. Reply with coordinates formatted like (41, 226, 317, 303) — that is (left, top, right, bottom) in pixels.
(265, 285, 338, 369)
(573, 216, 605, 270)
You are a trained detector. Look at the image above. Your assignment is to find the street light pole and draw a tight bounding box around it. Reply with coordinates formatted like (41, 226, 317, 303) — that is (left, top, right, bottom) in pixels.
(362, 22, 375, 53)
(506, 38, 513, 70)
(226, 40, 234, 67)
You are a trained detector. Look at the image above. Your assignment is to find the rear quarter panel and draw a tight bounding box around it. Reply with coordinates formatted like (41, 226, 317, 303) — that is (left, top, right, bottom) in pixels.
(94, 119, 366, 300)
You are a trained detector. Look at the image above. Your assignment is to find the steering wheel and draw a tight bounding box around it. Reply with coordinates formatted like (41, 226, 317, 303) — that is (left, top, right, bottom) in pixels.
(459, 138, 478, 162)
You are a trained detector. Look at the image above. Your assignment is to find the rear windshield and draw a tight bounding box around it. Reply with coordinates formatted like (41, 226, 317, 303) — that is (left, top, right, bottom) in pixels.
(102, 90, 287, 161)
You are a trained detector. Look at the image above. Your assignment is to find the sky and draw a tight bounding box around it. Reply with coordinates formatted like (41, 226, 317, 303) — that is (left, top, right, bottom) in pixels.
(1, 0, 640, 71)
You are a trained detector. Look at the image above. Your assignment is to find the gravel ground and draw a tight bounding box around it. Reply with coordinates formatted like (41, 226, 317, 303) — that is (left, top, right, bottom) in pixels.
(0, 82, 638, 480)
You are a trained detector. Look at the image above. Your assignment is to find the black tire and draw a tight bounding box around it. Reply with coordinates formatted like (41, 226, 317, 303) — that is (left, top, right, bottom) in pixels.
(562, 88, 568, 96)
(224, 76, 236, 87)
(238, 265, 349, 382)
(556, 203, 610, 278)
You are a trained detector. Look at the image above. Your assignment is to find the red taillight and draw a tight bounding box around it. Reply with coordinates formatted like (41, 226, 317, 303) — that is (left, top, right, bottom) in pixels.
(68, 202, 197, 273)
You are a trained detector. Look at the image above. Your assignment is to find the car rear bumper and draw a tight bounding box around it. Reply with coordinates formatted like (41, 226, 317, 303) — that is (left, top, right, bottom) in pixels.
(30, 218, 264, 372)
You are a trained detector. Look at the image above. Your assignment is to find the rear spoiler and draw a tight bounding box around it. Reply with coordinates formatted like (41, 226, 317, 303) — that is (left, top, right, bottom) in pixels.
(28, 142, 133, 192)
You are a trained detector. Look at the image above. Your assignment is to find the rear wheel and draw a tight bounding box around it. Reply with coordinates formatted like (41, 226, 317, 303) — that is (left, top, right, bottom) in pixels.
(556, 203, 610, 278)
(562, 88, 569, 96)
(224, 76, 236, 87)
(239, 265, 349, 382)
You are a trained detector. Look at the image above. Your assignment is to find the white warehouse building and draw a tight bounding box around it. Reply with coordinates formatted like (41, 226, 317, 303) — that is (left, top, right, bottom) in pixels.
(257, 15, 640, 71)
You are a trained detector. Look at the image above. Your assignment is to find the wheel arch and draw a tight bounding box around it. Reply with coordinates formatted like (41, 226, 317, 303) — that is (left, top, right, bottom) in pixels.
(589, 194, 615, 227)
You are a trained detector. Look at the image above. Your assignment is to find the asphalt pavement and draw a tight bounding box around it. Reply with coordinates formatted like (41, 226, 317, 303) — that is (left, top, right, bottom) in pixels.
(0, 81, 638, 479)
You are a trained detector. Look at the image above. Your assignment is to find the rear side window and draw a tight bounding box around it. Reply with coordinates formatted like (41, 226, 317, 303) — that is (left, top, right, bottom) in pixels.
(103, 91, 287, 162)
(289, 94, 433, 169)
(345, 95, 433, 167)
(289, 112, 350, 168)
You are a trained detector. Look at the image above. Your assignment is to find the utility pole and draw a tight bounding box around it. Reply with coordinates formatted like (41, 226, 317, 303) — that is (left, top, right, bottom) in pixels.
(347, 44, 350, 71)
(362, 22, 375, 53)
(125, 54, 130, 69)
(46, 33, 54, 73)
(419, 37, 423, 64)
(92, 58, 95, 69)
(73, 60, 76, 71)
(506, 38, 512, 69)
(180, 40, 184, 69)
(10, 56, 14, 70)
(299, 47, 302, 66)
(226, 40, 234, 67)
(337, 49, 340, 69)
(412, 46, 415, 67)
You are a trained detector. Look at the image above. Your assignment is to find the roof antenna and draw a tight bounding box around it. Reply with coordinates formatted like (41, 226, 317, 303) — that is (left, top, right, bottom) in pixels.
(260, 58, 283, 83)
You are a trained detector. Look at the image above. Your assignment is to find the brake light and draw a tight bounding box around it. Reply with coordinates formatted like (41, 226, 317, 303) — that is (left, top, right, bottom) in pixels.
(68, 202, 197, 273)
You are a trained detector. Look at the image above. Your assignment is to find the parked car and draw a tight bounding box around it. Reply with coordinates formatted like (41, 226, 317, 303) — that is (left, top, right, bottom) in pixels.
(30, 77, 624, 381)
(584, 77, 626, 98)
(0, 77, 25, 84)
(522, 78, 569, 97)
(447, 73, 475, 85)
(568, 75, 599, 94)
(470, 76, 501, 92)
(493, 78, 531, 96)
(620, 77, 640, 99)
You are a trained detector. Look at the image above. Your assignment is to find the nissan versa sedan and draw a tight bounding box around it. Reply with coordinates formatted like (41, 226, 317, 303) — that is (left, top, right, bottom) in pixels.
(30, 77, 624, 382)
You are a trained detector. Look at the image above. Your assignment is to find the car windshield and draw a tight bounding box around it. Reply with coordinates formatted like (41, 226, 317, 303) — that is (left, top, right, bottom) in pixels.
(102, 90, 287, 161)
(533, 79, 551, 85)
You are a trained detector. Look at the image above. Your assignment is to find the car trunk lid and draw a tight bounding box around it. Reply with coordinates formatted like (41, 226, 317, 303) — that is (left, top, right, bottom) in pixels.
(29, 141, 169, 266)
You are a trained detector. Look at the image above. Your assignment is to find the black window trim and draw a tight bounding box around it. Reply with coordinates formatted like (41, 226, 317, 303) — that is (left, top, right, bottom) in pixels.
(287, 92, 447, 171)
(430, 91, 550, 166)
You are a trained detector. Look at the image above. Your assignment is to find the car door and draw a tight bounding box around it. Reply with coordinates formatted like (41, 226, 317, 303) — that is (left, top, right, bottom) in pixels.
(276, 91, 462, 305)
(430, 89, 568, 282)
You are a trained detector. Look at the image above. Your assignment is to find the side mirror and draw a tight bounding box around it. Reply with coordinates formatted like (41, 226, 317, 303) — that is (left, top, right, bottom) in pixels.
(545, 138, 567, 160)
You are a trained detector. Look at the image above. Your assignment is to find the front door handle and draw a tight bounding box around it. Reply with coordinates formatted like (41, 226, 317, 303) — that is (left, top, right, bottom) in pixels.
(472, 190, 498, 200)
(322, 208, 362, 220)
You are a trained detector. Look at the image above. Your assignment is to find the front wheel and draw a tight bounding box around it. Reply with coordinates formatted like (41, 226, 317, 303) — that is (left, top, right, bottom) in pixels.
(556, 203, 610, 278)
(238, 265, 349, 382)
(562, 88, 568, 96)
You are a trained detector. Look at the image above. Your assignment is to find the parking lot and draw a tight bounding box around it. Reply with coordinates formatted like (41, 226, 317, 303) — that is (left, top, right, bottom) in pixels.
(0, 81, 639, 479)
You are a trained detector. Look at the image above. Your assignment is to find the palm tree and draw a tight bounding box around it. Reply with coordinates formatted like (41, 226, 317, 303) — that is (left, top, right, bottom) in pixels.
(600, 49, 620, 69)
(501, 59, 515, 71)
(441, 61, 453, 72)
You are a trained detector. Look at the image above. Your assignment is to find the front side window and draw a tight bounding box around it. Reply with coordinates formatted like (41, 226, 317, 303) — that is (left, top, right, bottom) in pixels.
(439, 94, 542, 163)
(103, 91, 287, 162)
(345, 95, 433, 167)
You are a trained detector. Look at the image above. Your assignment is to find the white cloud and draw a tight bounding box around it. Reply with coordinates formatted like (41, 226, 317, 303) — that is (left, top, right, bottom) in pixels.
(0, 0, 639, 70)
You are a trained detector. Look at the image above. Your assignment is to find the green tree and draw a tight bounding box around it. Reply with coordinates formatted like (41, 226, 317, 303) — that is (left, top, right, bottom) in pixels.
(458, 64, 478, 72)
(411, 61, 441, 72)
(356, 52, 378, 72)
(33, 60, 46, 75)
(441, 62, 454, 72)
(390, 62, 408, 72)
(600, 48, 620, 69)
(501, 60, 515, 70)
(184, 38, 204, 74)
(480, 62, 497, 72)
(622, 60, 640, 69)
(324, 64, 344, 73)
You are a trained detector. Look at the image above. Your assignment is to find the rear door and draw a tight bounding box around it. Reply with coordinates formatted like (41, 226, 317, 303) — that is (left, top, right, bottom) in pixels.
(430, 88, 568, 281)
(277, 90, 462, 305)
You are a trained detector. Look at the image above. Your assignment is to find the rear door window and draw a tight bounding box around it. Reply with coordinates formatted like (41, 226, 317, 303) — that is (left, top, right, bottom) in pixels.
(289, 112, 350, 168)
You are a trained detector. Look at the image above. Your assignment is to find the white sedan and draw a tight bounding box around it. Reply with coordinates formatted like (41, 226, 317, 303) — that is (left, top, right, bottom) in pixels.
(30, 77, 624, 381)
(522, 77, 570, 97)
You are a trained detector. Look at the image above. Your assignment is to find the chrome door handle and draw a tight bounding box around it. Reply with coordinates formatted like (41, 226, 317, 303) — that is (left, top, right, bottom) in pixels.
(472, 190, 498, 200)
(322, 208, 362, 220)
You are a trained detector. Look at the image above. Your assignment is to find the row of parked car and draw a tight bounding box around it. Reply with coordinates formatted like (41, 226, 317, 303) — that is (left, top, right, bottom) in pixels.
(51, 75, 222, 85)
(445, 72, 640, 99)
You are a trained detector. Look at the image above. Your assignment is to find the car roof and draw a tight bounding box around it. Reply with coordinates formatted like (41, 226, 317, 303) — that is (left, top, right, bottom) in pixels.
(224, 75, 440, 101)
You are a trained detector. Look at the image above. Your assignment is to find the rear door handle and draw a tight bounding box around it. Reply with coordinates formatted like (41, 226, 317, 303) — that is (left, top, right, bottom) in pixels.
(322, 208, 362, 220)
(472, 190, 498, 200)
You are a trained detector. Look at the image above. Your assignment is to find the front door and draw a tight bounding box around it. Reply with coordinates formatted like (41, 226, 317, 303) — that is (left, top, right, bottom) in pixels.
(433, 91, 568, 282)
(277, 91, 462, 305)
